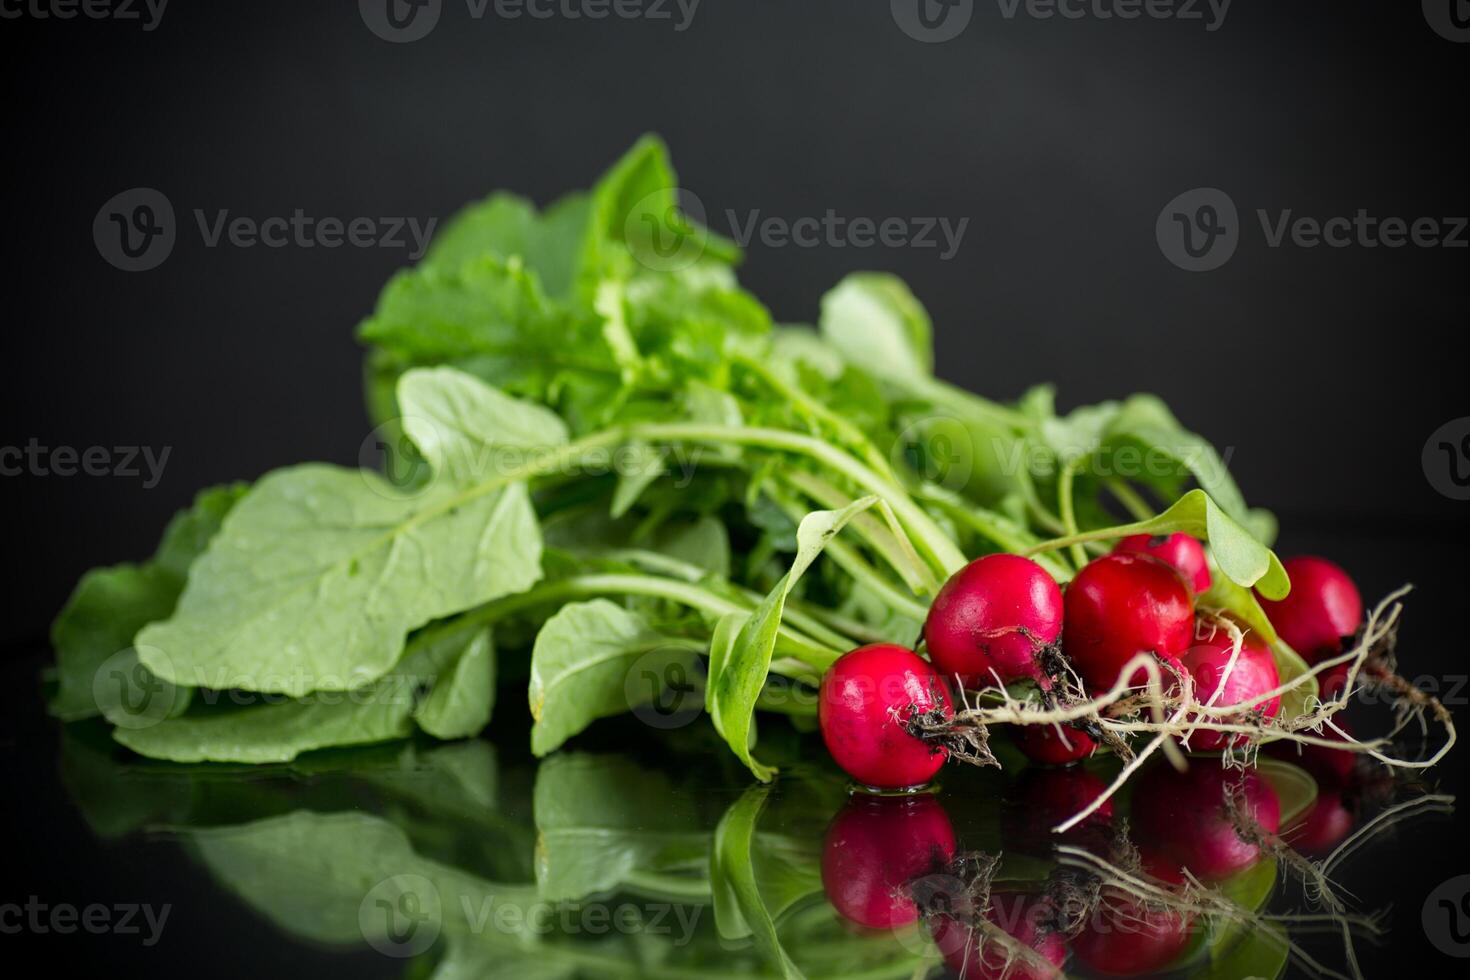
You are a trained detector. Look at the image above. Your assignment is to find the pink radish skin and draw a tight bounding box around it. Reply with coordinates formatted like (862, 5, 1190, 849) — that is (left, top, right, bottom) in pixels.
(1113, 532, 1212, 594)
(819, 644, 951, 790)
(1012, 723, 1099, 766)
(1257, 556, 1363, 662)
(1178, 619, 1281, 750)
(1131, 762, 1281, 883)
(1062, 553, 1195, 691)
(924, 554, 1064, 688)
(821, 794, 956, 929)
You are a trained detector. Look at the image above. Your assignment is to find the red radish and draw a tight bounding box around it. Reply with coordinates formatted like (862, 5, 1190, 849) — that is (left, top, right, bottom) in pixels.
(1257, 556, 1362, 662)
(1073, 896, 1191, 976)
(1062, 553, 1195, 691)
(1005, 766, 1115, 857)
(819, 644, 951, 789)
(821, 794, 956, 929)
(1285, 789, 1356, 855)
(930, 892, 1067, 980)
(1131, 762, 1281, 882)
(1113, 532, 1211, 594)
(924, 554, 1064, 688)
(1178, 618, 1281, 750)
(1012, 722, 1098, 766)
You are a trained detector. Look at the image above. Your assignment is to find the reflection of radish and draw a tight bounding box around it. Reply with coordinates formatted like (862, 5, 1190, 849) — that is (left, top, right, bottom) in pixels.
(924, 554, 1064, 688)
(819, 644, 951, 789)
(1286, 788, 1356, 855)
(1179, 619, 1281, 750)
(1112, 532, 1211, 594)
(1005, 766, 1114, 857)
(1073, 897, 1192, 976)
(1131, 762, 1281, 882)
(1063, 553, 1195, 691)
(930, 891, 1067, 980)
(1257, 556, 1362, 662)
(1011, 722, 1098, 766)
(821, 794, 956, 929)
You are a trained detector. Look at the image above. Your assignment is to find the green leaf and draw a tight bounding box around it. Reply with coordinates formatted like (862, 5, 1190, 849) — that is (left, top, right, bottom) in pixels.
(397, 365, 570, 481)
(49, 483, 246, 720)
(533, 753, 709, 902)
(115, 625, 490, 763)
(707, 497, 879, 781)
(818, 272, 933, 383)
(1101, 394, 1250, 524)
(423, 190, 590, 300)
(1089, 489, 1289, 599)
(140, 370, 562, 697)
(527, 599, 703, 756)
(709, 785, 804, 979)
(413, 629, 496, 740)
(138, 464, 542, 696)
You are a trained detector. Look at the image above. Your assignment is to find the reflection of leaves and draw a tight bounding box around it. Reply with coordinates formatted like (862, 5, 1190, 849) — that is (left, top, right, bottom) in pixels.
(1193, 921, 1289, 980)
(1256, 757, 1319, 826)
(533, 753, 710, 903)
(710, 785, 804, 979)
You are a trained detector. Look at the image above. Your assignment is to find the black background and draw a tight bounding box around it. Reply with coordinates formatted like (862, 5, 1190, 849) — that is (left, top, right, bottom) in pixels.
(1, 2, 1467, 975)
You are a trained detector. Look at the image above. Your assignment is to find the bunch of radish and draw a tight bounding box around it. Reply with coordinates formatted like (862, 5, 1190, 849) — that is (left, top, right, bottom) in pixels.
(818, 539, 1365, 791)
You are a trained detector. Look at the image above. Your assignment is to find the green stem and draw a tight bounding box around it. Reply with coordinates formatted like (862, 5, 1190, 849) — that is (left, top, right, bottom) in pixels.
(1023, 516, 1157, 557)
(423, 572, 839, 668)
(928, 496, 1074, 581)
(1057, 457, 1089, 569)
(630, 422, 966, 576)
(768, 488, 930, 624)
(597, 548, 859, 651)
(734, 354, 898, 481)
(781, 469, 939, 596)
(1107, 478, 1156, 521)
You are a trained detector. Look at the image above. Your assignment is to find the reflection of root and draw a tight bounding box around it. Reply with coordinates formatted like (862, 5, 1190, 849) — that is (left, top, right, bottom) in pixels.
(934, 588, 1456, 833)
(914, 852, 1066, 979)
(1225, 778, 1345, 913)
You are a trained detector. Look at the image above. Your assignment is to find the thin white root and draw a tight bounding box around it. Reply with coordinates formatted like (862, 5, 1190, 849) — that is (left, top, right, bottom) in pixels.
(927, 588, 1455, 833)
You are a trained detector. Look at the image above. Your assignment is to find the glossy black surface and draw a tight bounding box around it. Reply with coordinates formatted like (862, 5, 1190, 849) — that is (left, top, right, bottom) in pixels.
(4, 528, 1467, 977)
